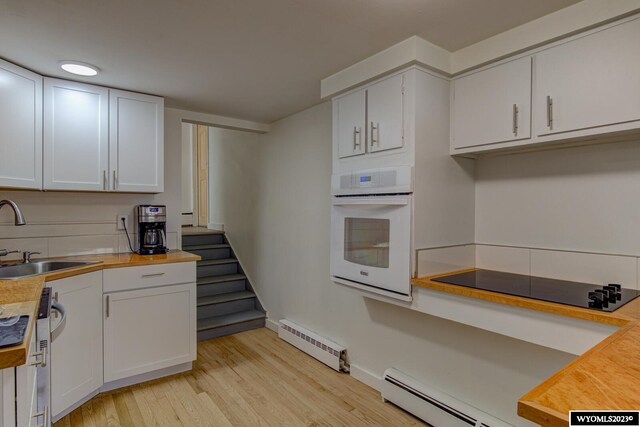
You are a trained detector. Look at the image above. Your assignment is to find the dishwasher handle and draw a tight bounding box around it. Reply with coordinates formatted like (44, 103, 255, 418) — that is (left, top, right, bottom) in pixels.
(51, 300, 66, 340)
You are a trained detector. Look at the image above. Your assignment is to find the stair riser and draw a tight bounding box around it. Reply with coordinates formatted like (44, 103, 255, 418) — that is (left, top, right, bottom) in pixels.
(183, 234, 224, 246)
(197, 298, 256, 319)
(197, 318, 266, 341)
(198, 280, 246, 297)
(190, 247, 231, 261)
(197, 263, 237, 278)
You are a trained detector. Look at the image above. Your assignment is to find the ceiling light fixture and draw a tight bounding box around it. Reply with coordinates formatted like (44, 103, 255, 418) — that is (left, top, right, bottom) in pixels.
(59, 61, 99, 76)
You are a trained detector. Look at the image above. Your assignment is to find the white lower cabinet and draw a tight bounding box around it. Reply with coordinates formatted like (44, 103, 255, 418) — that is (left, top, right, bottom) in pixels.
(49, 271, 103, 421)
(2, 262, 195, 426)
(1, 369, 16, 427)
(102, 263, 196, 384)
(103, 282, 196, 382)
(15, 329, 37, 427)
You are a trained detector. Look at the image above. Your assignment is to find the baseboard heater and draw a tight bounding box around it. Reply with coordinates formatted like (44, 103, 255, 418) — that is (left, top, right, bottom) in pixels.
(381, 368, 512, 427)
(278, 319, 348, 372)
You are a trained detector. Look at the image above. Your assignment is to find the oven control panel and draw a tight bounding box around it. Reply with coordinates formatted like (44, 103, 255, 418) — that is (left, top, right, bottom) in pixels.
(332, 166, 413, 195)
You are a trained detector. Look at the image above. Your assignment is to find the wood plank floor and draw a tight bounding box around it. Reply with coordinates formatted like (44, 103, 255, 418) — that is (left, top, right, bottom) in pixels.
(55, 328, 425, 426)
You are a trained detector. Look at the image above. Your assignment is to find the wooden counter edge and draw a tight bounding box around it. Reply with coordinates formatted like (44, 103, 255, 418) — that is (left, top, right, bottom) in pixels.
(42, 251, 201, 282)
(517, 400, 568, 427)
(0, 301, 39, 370)
(0, 250, 201, 368)
(412, 269, 640, 427)
(411, 269, 633, 327)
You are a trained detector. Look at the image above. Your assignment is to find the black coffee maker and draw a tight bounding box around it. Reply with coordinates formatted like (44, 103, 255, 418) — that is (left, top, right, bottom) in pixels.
(135, 205, 168, 255)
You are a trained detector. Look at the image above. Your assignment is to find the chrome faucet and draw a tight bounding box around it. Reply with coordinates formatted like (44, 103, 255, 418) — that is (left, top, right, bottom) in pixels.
(0, 200, 26, 262)
(0, 199, 26, 226)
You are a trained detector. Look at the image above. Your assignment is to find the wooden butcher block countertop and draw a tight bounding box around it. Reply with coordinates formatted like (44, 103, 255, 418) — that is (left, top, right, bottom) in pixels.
(0, 250, 200, 369)
(412, 269, 640, 427)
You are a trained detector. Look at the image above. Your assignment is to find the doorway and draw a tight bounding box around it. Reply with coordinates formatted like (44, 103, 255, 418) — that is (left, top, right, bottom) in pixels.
(181, 123, 209, 228)
(196, 125, 209, 227)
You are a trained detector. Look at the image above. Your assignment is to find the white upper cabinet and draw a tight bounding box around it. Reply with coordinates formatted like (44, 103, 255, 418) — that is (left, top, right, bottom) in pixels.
(335, 89, 366, 159)
(367, 73, 404, 153)
(0, 59, 42, 189)
(109, 90, 164, 193)
(535, 17, 640, 137)
(1, 57, 164, 193)
(333, 71, 406, 163)
(44, 78, 109, 191)
(452, 57, 532, 150)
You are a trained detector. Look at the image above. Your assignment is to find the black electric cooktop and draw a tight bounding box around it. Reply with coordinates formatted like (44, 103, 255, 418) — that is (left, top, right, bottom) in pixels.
(432, 269, 640, 312)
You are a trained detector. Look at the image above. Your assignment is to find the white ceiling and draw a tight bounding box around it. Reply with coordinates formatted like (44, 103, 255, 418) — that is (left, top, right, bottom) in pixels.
(0, 0, 579, 123)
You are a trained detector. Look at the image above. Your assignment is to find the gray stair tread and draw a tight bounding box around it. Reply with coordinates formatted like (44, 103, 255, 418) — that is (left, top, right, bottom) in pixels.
(197, 310, 266, 331)
(197, 291, 255, 306)
(184, 243, 230, 251)
(197, 273, 246, 285)
(198, 258, 238, 266)
(182, 228, 225, 236)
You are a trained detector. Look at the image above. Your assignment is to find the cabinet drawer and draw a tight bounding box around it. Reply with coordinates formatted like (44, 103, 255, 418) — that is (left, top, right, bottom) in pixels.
(103, 262, 196, 293)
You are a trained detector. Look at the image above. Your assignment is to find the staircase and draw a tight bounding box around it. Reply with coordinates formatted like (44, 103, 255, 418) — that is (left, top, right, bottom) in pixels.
(182, 229, 266, 341)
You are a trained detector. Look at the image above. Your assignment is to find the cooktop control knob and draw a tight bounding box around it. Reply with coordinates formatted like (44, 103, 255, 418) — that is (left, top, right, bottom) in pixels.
(588, 291, 605, 309)
(594, 290, 610, 308)
(603, 286, 620, 303)
(606, 284, 622, 301)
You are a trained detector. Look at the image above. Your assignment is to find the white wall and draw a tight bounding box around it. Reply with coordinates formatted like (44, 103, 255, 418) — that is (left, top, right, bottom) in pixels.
(181, 122, 194, 215)
(207, 126, 260, 254)
(217, 101, 575, 426)
(475, 140, 640, 256)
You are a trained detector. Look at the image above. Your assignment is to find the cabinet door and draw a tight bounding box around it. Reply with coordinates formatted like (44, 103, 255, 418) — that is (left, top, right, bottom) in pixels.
(16, 329, 37, 427)
(0, 59, 42, 189)
(109, 89, 164, 193)
(334, 89, 366, 158)
(103, 283, 195, 382)
(50, 272, 103, 420)
(536, 18, 640, 136)
(452, 57, 532, 149)
(1, 368, 16, 427)
(367, 74, 404, 153)
(44, 79, 109, 191)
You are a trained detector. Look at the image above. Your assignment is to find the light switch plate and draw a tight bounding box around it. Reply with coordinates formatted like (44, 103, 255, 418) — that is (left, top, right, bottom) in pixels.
(117, 214, 129, 230)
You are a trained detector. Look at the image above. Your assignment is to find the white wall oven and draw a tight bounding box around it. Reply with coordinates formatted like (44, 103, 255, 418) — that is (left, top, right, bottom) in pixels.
(331, 166, 413, 301)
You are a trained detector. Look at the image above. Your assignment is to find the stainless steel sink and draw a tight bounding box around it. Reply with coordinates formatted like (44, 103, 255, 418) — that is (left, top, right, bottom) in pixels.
(0, 260, 102, 280)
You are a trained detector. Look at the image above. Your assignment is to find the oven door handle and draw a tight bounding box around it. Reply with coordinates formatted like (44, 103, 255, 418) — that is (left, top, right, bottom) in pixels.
(332, 198, 408, 206)
(51, 300, 67, 340)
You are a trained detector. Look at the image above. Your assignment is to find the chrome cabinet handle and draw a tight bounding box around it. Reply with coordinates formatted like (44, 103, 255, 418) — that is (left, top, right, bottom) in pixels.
(30, 346, 47, 367)
(512, 104, 519, 136)
(141, 272, 165, 278)
(51, 300, 66, 339)
(546, 95, 553, 130)
(370, 122, 379, 147)
(103, 170, 107, 190)
(105, 295, 110, 318)
(53, 291, 59, 318)
(353, 126, 361, 151)
(112, 170, 117, 190)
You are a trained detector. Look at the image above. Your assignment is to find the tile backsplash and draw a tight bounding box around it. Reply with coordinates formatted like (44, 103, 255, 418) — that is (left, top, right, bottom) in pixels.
(0, 224, 178, 261)
(417, 244, 640, 290)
